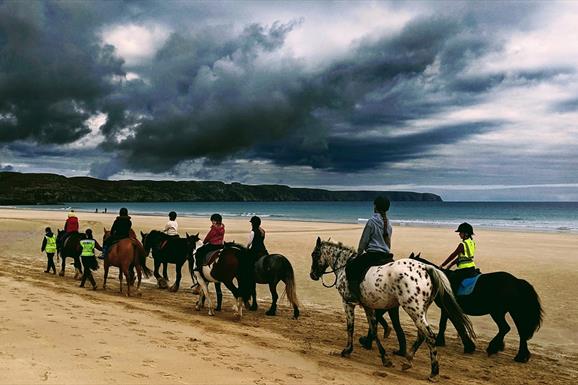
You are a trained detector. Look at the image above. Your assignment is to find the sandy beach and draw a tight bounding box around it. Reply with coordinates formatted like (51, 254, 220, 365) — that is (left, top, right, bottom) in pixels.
(0, 208, 577, 385)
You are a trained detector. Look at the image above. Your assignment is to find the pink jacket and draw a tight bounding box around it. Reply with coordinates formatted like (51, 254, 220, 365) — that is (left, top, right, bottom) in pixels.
(203, 224, 224, 245)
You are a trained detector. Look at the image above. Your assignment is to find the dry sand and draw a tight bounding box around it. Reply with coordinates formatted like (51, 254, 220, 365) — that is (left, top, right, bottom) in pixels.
(0, 208, 577, 384)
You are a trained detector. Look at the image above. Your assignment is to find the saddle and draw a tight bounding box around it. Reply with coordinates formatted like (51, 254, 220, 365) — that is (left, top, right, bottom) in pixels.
(346, 252, 394, 283)
(205, 250, 221, 266)
(457, 274, 481, 296)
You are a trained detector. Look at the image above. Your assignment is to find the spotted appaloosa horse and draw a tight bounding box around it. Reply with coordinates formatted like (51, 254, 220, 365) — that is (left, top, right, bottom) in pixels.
(309, 238, 475, 381)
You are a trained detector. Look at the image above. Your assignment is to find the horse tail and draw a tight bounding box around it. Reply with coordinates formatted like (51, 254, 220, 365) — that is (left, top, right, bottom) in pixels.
(134, 240, 151, 278)
(510, 279, 543, 340)
(281, 256, 300, 315)
(426, 265, 476, 341)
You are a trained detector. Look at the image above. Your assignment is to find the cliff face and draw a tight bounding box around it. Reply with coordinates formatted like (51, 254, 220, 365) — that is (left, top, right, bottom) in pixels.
(0, 172, 442, 204)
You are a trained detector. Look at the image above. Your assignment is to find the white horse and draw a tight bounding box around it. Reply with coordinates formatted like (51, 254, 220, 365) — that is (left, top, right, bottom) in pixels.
(309, 237, 475, 382)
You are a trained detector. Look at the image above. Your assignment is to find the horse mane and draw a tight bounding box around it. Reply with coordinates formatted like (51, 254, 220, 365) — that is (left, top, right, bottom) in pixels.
(322, 239, 356, 254)
(224, 241, 246, 251)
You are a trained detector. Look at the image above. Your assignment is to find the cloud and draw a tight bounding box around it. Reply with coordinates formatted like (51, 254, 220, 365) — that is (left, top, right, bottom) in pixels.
(0, 164, 14, 171)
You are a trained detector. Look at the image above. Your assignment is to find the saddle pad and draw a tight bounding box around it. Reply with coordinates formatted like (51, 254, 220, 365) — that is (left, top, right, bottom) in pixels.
(457, 274, 481, 296)
(205, 250, 221, 266)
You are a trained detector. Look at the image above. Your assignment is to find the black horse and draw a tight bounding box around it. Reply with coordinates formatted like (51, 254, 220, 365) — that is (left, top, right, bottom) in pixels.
(56, 229, 83, 279)
(246, 254, 300, 319)
(404, 254, 544, 362)
(141, 231, 200, 292)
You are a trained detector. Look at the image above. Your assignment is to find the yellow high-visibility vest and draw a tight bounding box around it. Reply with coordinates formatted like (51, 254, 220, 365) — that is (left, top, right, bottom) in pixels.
(80, 239, 96, 257)
(457, 238, 476, 269)
(45, 235, 57, 253)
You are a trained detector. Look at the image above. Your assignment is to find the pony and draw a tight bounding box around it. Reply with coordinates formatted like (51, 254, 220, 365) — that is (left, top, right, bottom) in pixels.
(141, 230, 199, 292)
(56, 229, 83, 279)
(102, 229, 151, 296)
(189, 242, 253, 318)
(247, 253, 300, 319)
(309, 238, 475, 381)
(408, 253, 543, 363)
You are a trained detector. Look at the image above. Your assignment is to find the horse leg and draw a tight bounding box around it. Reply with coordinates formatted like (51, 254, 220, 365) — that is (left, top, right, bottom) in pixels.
(74, 257, 81, 280)
(194, 272, 213, 316)
(389, 307, 407, 356)
(511, 313, 531, 363)
(163, 261, 169, 281)
(118, 270, 124, 294)
(402, 309, 439, 381)
(153, 258, 166, 289)
(265, 282, 278, 316)
(59, 256, 66, 276)
(487, 311, 510, 356)
(215, 283, 222, 311)
(169, 262, 182, 292)
(360, 309, 385, 350)
(444, 307, 476, 353)
(436, 311, 448, 346)
(363, 307, 392, 367)
(135, 264, 143, 291)
(341, 301, 355, 357)
(103, 263, 109, 290)
(222, 280, 242, 318)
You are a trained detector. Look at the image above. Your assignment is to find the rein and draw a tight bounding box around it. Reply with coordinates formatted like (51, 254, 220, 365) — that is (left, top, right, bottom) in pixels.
(320, 252, 350, 288)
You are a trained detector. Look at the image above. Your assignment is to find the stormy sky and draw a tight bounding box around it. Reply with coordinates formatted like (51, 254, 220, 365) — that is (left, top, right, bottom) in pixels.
(1, 1, 578, 201)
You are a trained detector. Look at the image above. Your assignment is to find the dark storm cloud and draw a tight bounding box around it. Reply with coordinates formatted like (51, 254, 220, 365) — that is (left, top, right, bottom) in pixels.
(0, 164, 13, 171)
(0, 1, 552, 178)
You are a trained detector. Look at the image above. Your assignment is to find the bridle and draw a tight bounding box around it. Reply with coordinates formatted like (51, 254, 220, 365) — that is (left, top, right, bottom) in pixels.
(313, 247, 350, 288)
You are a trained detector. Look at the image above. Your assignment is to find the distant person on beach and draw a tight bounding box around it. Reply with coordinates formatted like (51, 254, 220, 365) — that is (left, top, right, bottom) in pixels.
(104, 208, 107, 214)
(163, 211, 179, 237)
(247, 216, 268, 259)
(41, 227, 57, 274)
(79, 229, 102, 290)
(102, 207, 132, 260)
(441, 222, 478, 292)
(95, 208, 98, 213)
(195, 213, 225, 271)
(345, 196, 393, 303)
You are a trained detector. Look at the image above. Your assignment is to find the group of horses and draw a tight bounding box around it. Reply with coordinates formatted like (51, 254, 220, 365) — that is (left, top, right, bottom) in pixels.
(55, 229, 300, 319)
(54, 229, 543, 381)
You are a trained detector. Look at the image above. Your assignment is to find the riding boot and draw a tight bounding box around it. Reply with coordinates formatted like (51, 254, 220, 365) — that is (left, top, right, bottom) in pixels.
(347, 279, 361, 303)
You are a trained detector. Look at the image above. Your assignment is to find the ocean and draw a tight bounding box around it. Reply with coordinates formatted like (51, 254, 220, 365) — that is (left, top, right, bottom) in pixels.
(6, 201, 578, 233)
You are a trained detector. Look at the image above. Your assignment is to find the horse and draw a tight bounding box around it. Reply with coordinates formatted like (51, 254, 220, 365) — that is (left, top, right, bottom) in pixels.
(247, 253, 300, 319)
(102, 229, 152, 296)
(189, 242, 253, 318)
(309, 238, 476, 381)
(407, 253, 543, 363)
(56, 230, 83, 279)
(141, 230, 200, 292)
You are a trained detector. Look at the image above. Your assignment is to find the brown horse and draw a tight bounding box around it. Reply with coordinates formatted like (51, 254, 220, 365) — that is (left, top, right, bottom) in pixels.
(190, 242, 253, 318)
(102, 229, 151, 296)
(57, 230, 83, 279)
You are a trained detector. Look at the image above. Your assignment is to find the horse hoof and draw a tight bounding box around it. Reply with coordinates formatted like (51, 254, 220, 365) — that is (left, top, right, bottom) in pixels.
(215, 306, 222, 312)
(58, 271, 64, 277)
(382, 358, 393, 368)
(208, 311, 215, 316)
(383, 327, 391, 339)
(169, 286, 178, 292)
(265, 309, 276, 316)
(464, 344, 476, 354)
(359, 336, 372, 350)
(514, 353, 530, 363)
(249, 305, 258, 311)
(340, 349, 351, 358)
(428, 375, 439, 383)
(401, 362, 412, 371)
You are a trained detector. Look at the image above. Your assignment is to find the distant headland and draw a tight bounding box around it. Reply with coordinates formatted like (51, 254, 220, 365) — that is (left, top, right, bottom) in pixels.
(0, 172, 442, 204)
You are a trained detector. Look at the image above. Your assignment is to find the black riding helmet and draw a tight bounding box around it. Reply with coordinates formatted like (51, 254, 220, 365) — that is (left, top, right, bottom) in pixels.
(169, 211, 177, 220)
(456, 222, 474, 235)
(250, 216, 261, 227)
(85, 228, 93, 238)
(119, 207, 128, 216)
(210, 213, 222, 223)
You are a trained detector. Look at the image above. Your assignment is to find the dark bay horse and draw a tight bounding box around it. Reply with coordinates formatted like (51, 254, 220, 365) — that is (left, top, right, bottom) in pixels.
(103, 229, 151, 296)
(190, 242, 253, 318)
(56, 230, 83, 279)
(407, 254, 543, 363)
(310, 239, 475, 381)
(141, 230, 199, 292)
(247, 254, 300, 319)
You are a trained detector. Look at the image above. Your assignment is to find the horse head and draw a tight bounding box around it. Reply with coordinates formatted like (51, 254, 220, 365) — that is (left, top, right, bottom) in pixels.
(140, 231, 151, 256)
(103, 228, 110, 243)
(185, 232, 200, 256)
(310, 236, 328, 281)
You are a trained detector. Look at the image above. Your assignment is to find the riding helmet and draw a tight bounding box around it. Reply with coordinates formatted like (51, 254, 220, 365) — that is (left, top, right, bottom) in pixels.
(210, 213, 222, 223)
(456, 222, 474, 235)
(119, 207, 128, 216)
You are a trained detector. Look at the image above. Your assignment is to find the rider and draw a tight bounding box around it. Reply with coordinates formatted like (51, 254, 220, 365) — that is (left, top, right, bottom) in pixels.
(79, 229, 102, 290)
(441, 222, 478, 293)
(102, 207, 132, 260)
(164, 211, 179, 237)
(41, 227, 57, 274)
(346, 196, 393, 303)
(195, 213, 225, 272)
(247, 216, 268, 260)
(59, 210, 79, 247)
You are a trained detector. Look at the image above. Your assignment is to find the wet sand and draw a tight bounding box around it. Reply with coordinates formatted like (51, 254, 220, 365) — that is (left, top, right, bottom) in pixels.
(0, 208, 577, 384)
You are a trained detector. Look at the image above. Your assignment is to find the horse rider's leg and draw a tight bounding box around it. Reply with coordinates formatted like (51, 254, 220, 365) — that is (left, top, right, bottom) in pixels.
(487, 311, 510, 356)
(360, 309, 386, 350)
(341, 301, 356, 357)
(266, 281, 278, 316)
(163, 261, 169, 281)
(215, 283, 222, 311)
(103, 262, 109, 290)
(169, 261, 182, 292)
(388, 307, 407, 357)
(364, 307, 392, 367)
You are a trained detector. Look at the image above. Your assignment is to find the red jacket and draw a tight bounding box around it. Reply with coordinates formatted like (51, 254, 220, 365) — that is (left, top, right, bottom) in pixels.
(203, 224, 224, 245)
(64, 216, 79, 233)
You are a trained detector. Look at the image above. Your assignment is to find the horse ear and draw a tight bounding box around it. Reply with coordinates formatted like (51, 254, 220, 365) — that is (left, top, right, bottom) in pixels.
(104, 227, 107, 233)
(409, 252, 414, 258)
(140, 231, 144, 237)
(186, 232, 190, 238)
(195, 232, 199, 238)
(316, 236, 321, 246)
(416, 252, 421, 258)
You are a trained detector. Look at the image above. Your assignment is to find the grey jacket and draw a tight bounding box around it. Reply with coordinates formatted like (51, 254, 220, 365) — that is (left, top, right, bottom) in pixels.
(358, 213, 392, 254)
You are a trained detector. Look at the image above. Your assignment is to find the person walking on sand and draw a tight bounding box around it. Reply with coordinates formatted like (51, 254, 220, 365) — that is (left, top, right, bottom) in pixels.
(441, 222, 478, 293)
(345, 196, 393, 303)
(41, 227, 57, 274)
(79, 229, 102, 290)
